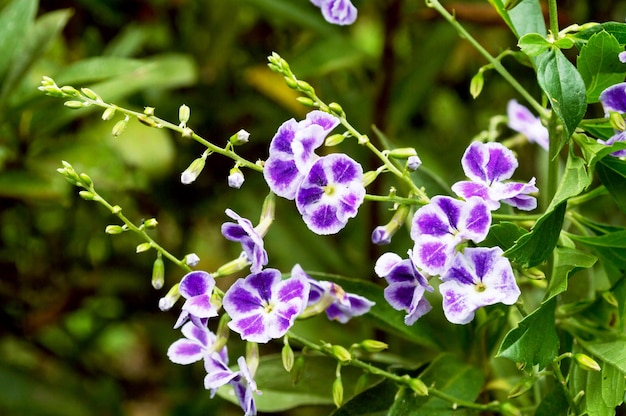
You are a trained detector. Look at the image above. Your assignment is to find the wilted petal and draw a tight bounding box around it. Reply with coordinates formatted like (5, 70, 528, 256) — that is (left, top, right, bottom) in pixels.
(600, 82, 626, 114)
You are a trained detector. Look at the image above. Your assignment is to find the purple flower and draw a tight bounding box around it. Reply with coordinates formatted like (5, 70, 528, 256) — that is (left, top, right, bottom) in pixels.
(293, 265, 374, 323)
(167, 322, 228, 365)
(451, 141, 538, 211)
(598, 131, 626, 157)
(507, 99, 549, 150)
(311, 0, 357, 25)
(620, 51, 626, 64)
(600, 82, 626, 115)
(205, 356, 259, 415)
(223, 268, 310, 343)
(295, 153, 365, 235)
(221, 209, 268, 273)
(410, 196, 491, 276)
(174, 271, 219, 329)
(263, 111, 339, 200)
(374, 252, 433, 325)
(439, 247, 520, 324)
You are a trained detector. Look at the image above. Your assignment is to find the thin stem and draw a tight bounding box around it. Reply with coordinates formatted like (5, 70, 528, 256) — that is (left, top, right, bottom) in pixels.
(550, 361, 579, 414)
(425, 0, 546, 116)
(546, 113, 561, 204)
(364, 193, 428, 206)
(548, 0, 559, 37)
(567, 185, 607, 206)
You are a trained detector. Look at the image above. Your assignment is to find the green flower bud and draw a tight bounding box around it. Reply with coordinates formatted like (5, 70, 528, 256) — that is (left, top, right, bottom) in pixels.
(470, 71, 485, 99)
(79, 190, 95, 200)
(609, 111, 625, 131)
(255, 193, 275, 238)
(229, 129, 250, 146)
(181, 156, 206, 185)
(105, 225, 125, 234)
(179, 104, 190, 127)
(246, 342, 260, 377)
(359, 339, 388, 353)
(111, 205, 122, 214)
(136, 242, 152, 253)
(325, 134, 345, 147)
(296, 80, 314, 93)
(102, 107, 116, 120)
(332, 376, 344, 408)
(388, 147, 418, 159)
(158, 283, 180, 311)
(79, 173, 93, 188)
(574, 353, 601, 372)
(143, 218, 158, 229)
(60, 86, 80, 96)
(406, 376, 428, 396)
(112, 118, 128, 137)
(284, 76, 298, 89)
(354, 373, 370, 395)
(296, 97, 316, 107)
(362, 170, 380, 187)
(331, 345, 352, 363)
(328, 102, 344, 117)
(64, 100, 86, 109)
(151, 255, 165, 290)
(80, 87, 100, 101)
(282, 337, 295, 372)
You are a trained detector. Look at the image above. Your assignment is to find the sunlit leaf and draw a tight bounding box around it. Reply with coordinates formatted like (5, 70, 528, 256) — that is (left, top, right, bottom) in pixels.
(577, 30, 626, 103)
(0, 0, 37, 80)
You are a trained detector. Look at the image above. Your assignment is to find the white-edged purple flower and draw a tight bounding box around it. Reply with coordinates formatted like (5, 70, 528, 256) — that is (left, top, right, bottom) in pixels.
(598, 131, 626, 157)
(451, 141, 538, 211)
(174, 271, 219, 329)
(221, 209, 268, 273)
(410, 196, 491, 276)
(507, 99, 549, 150)
(374, 252, 433, 325)
(263, 111, 339, 200)
(439, 247, 520, 324)
(205, 356, 259, 415)
(311, 0, 357, 25)
(293, 265, 374, 323)
(167, 322, 228, 365)
(296, 153, 365, 235)
(223, 268, 310, 343)
(600, 82, 626, 115)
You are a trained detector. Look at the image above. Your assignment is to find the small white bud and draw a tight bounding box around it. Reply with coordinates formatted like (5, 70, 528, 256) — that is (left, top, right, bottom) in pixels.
(184, 253, 200, 267)
(229, 129, 250, 146)
(228, 167, 245, 189)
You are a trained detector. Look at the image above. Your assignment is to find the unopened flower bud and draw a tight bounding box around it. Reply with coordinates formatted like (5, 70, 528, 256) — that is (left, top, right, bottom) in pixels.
(158, 283, 180, 311)
(228, 167, 245, 189)
(212, 313, 231, 353)
(296, 80, 313, 93)
(255, 193, 275, 237)
(111, 205, 122, 214)
(136, 242, 152, 253)
(151, 255, 165, 290)
(574, 353, 601, 372)
(470, 71, 485, 99)
(328, 102, 344, 117)
(284, 76, 298, 89)
(112, 118, 128, 137)
(181, 155, 206, 184)
(60, 86, 80, 96)
(79, 173, 93, 188)
(282, 337, 295, 372)
(331, 345, 352, 363)
(144, 107, 155, 116)
(499, 402, 522, 416)
(80, 88, 100, 101)
(64, 100, 86, 109)
(178, 104, 190, 127)
(79, 190, 95, 200)
(102, 107, 116, 120)
(246, 342, 260, 377)
(362, 170, 380, 187)
(388, 147, 418, 159)
(355, 373, 370, 395)
(407, 155, 422, 171)
(105, 225, 125, 234)
(325, 134, 345, 147)
(143, 218, 158, 229)
(371, 204, 410, 245)
(359, 339, 388, 353)
(406, 376, 429, 396)
(229, 129, 250, 146)
(296, 97, 316, 107)
(332, 376, 343, 408)
(184, 253, 200, 267)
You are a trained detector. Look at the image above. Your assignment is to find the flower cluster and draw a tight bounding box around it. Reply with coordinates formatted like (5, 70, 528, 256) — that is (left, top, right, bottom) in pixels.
(264, 111, 366, 235)
(376, 141, 530, 325)
(165, 206, 374, 415)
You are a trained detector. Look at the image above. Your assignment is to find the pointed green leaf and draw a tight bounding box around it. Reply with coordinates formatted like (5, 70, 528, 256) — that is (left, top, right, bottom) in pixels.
(488, 0, 546, 38)
(547, 248, 597, 301)
(577, 30, 626, 103)
(577, 339, 626, 374)
(537, 48, 587, 142)
(518, 33, 551, 57)
(535, 384, 568, 416)
(481, 222, 528, 251)
(0, 0, 37, 80)
(597, 156, 626, 214)
(573, 22, 626, 45)
(331, 379, 397, 416)
(498, 298, 559, 369)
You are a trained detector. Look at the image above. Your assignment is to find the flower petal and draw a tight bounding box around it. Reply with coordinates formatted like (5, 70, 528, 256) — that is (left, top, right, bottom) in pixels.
(179, 271, 215, 298)
(600, 82, 626, 114)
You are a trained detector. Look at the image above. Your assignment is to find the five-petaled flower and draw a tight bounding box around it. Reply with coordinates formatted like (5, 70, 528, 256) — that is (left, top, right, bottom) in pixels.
(451, 141, 538, 211)
(439, 247, 520, 324)
(174, 270, 219, 329)
(293, 265, 374, 323)
(506, 99, 549, 151)
(375, 252, 433, 325)
(410, 195, 491, 276)
(221, 209, 268, 273)
(295, 153, 365, 235)
(311, 0, 357, 26)
(223, 268, 310, 343)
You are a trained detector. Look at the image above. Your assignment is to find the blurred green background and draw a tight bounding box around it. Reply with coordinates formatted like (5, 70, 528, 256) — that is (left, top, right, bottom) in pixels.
(2, 0, 626, 415)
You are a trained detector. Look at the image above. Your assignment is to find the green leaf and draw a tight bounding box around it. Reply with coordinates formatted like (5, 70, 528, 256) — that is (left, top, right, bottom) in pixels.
(518, 33, 551, 57)
(331, 379, 397, 416)
(579, 362, 625, 416)
(597, 156, 626, 214)
(0, 0, 37, 81)
(568, 230, 626, 248)
(547, 151, 593, 213)
(578, 339, 626, 374)
(547, 248, 597, 301)
(577, 30, 626, 103)
(535, 384, 569, 416)
(388, 354, 484, 416)
(573, 132, 626, 169)
(216, 354, 379, 412)
(488, 0, 546, 38)
(481, 222, 528, 251)
(573, 22, 626, 45)
(498, 298, 559, 369)
(537, 48, 588, 142)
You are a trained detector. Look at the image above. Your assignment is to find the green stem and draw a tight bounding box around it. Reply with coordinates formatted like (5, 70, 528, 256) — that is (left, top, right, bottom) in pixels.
(567, 185, 607, 206)
(548, 0, 559, 37)
(365, 193, 428, 206)
(425, 0, 546, 116)
(546, 113, 561, 204)
(550, 360, 579, 414)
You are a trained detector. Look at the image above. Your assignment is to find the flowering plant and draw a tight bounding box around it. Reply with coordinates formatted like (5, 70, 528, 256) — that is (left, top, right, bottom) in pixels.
(30, 0, 626, 414)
